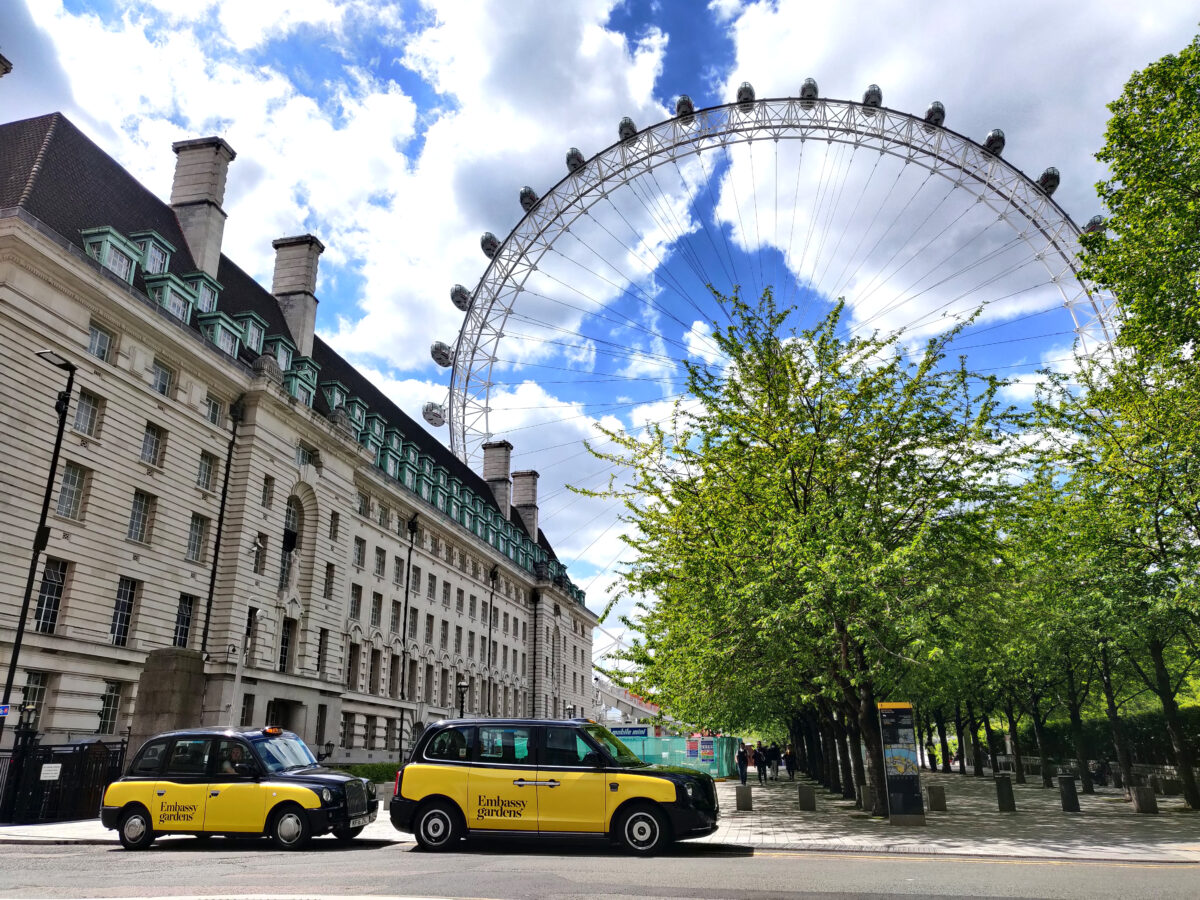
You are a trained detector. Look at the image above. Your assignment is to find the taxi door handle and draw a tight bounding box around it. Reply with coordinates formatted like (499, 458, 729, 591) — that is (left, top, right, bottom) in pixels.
(545, 780, 560, 788)
(209, 790, 221, 797)
(155, 790, 165, 797)
(513, 779, 533, 787)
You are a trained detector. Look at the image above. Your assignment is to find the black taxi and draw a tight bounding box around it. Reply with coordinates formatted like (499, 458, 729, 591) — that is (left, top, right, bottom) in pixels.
(101, 726, 377, 850)
(389, 717, 718, 854)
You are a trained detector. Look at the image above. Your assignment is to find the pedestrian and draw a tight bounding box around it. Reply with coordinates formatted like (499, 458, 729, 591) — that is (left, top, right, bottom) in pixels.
(784, 744, 797, 780)
(754, 745, 767, 784)
(769, 743, 781, 780)
(736, 742, 749, 786)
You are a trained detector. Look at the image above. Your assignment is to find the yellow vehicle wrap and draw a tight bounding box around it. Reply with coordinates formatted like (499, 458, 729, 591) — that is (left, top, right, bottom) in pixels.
(603, 772, 677, 830)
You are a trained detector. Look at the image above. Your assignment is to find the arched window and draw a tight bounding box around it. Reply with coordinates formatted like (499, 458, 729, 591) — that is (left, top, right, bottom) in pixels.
(279, 496, 304, 588)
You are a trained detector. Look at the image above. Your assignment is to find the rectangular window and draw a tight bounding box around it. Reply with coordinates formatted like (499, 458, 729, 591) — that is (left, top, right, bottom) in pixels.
(477, 725, 534, 764)
(442, 581, 450, 607)
(357, 492, 370, 516)
(150, 359, 173, 396)
(97, 680, 122, 734)
(353, 537, 366, 567)
(521, 652, 526, 676)
(87, 323, 113, 362)
(22, 672, 49, 731)
(340, 712, 353, 748)
(185, 513, 209, 563)
(374, 547, 386, 577)
(455, 626, 463, 653)
(370, 592, 382, 628)
(276, 343, 292, 372)
(173, 594, 196, 648)
(140, 423, 165, 466)
(56, 463, 87, 519)
(34, 558, 68, 634)
(261, 475, 275, 508)
(426, 573, 436, 600)
(394, 557, 404, 584)
(468, 632, 475, 659)
(346, 643, 360, 690)
(385, 716, 396, 749)
(165, 288, 190, 322)
(369, 650, 381, 695)
(408, 608, 418, 639)
(378, 504, 390, 528)
(278, 617, 296, 673)
(315, 703, 328, 746)
(240, 693, 255, 727)
(456, 588, 464, 614)
(127, 491, 155, 543)
(103, 243, 133, 280)
(204, 394, 223, 426)
(411, 566, 421, 596)
(295, 443, 316, 467)
(110, 576, 138, 647)
(73, 390, 103, 437)
(329, 512, 340, 540)
(216, 327, 237, 354)
(364, 713, 378, 749)
(440, 619, 448, 650)
(322, 563, 335, 599)
(349, 584, 362, 620)
(424, 613, 434, 645)
(469, 595, 476, 619)
(254, 533, 268, 575)
(390, 601, 401, 634)
(245, 319, 263, 352)
(196, 281, 217, 312)
(317, 629, 329, 678)
(196, 452, 217, 491)
(503, 612, 509, 635)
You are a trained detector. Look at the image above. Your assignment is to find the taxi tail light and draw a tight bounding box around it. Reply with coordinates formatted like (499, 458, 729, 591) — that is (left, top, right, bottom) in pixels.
(393, 766, 403, 797)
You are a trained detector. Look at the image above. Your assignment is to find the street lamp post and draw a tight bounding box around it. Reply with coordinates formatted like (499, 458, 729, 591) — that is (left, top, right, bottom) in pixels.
(0, 351, 76, 747)
(456, 677, 468, 719)
(398, 514, 418, 756)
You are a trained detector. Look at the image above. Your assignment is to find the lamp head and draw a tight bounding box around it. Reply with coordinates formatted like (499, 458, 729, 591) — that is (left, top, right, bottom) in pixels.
(35, 349, 75, 371)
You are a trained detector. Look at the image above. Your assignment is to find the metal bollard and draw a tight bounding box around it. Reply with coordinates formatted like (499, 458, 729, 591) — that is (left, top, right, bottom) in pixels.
(926, 784, 947, 812)
(995, 774, 1016, 812)
(797, 784, 816, 811)
(1058, 775, 1080, 812)
(736, 784, 753, 811)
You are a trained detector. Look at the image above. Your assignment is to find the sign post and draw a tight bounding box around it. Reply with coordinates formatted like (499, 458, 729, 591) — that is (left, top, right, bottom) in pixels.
(878, 701, 926, 826)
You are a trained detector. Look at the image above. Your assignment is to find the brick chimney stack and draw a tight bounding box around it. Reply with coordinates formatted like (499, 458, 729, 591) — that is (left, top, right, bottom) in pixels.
(170, 137, 236, 279)
(512, 470, 539, 541)
(271, 234, 324, 358)
(482, 440, 513, 519)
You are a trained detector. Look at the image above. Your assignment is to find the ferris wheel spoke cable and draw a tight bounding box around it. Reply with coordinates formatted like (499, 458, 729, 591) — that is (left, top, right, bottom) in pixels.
(793, 139, 847, 317)
(779, 136, 807, 309)
(671, 156, 737, 296)
(514, 284, 687, 351)
(893, 275, 1054, 341)
(827, 162, 915, 302)
(640, 164, 713, 287)
(694, 148, 740, 311)
(723, 145, 761, 301)
(747, 138, 767, 295)
(810, 143, 869, 300)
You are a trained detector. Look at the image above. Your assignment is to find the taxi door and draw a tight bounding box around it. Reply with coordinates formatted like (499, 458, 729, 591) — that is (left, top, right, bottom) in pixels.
(467, 724, 538, 832)
(203, 739, 267, 833)
(152, 738, 211, 832)
(536, 726, 605, 833)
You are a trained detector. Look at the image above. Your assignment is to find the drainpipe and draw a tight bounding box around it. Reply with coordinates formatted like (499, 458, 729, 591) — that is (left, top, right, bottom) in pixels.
(399, 513, 418, 755)
(200, 395, 244, 654)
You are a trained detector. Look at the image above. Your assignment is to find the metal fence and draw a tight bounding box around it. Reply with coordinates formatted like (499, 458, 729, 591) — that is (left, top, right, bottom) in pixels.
(0, 739, 126, 824)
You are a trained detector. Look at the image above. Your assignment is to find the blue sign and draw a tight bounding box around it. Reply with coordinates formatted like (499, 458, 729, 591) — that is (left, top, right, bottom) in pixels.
(609, 726, 650, 738)
(0, 705, 9, 718)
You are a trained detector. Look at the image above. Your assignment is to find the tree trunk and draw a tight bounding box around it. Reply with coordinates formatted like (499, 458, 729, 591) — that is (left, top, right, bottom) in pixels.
(819, 708, 840, 792)
(833, 710, 856, 799)
(848, 711, 867, 794)
(965, 701, 984, 777)
(857, 680, 888, 817)
(1099, 644, 1134, 800)
(1029, 692, 1053, 788)
(981, 709, 1000, 773)
(1148, 639, 1200, 809)
(1064, 665, 1095, 794)
(954, 702, 967, 775)
(1004, 701, 1026, 785)
(935, 707, 952, 774)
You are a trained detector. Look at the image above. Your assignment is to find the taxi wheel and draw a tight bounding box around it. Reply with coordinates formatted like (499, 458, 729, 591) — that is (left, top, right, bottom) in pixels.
(268, 803, 312, 850)
(414, 800, 462, 851)
(616, 803, 670, 856)
(332, 824, 364, 842)
(118, 807, 155, 851)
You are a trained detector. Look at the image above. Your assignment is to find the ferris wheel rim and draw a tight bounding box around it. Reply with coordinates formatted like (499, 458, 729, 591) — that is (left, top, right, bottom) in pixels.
(446, 94, 1117, 463)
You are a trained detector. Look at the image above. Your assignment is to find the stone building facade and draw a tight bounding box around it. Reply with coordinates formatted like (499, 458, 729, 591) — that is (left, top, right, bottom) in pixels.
(0, 112, 598, 763)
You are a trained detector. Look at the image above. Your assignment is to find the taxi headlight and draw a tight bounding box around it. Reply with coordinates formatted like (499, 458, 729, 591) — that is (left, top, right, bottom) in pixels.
(683, 781, 696, 800)
(321, 788, 333, 803)
(366, 780, 376, 797)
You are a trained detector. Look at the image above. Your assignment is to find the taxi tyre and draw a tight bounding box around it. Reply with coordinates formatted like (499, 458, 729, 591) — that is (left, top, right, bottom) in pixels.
(413, 799, 463, 851)
(615, 801, 671, 856)
(332, 824, 365, 842)
(117, 805, 155, 851)
(268, 802, 312, 850)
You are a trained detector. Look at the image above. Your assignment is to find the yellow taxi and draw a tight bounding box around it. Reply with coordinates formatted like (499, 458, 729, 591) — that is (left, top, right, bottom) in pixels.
(100, 726, 376, 850)
(389, 717, 718, 854)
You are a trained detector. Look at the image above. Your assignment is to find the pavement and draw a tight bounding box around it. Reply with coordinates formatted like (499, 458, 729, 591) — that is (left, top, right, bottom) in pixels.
(2, 769, 1198, 862)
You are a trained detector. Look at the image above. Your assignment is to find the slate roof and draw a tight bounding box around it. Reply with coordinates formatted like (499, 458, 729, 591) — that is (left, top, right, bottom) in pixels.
(0, 111, 560, 563)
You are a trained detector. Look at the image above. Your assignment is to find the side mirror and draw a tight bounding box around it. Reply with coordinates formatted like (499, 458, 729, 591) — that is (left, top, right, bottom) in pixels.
(582, 751, 604, 770)
(233, 762, 257, 777)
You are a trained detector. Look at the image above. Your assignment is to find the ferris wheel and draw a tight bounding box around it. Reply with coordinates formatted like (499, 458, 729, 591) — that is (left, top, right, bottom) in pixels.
(424, 80, 1117, 466)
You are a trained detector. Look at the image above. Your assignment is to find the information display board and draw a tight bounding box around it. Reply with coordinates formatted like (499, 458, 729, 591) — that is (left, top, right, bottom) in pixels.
(878, 701, 926, 825)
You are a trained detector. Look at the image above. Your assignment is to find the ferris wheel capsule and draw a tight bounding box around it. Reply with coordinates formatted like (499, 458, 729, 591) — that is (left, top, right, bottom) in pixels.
(480, 232, 499, 259)
(675, 94, 695, 124)
(1083, 214, 1105, 233)
(450, 284, 472, 312)
(799, 78, 819, 109)
(566, 147, 585, 173)
(618, 117, 637, 142)
(422, 402, 446, 427)
(924, 101, 946, 128)
(519, 186, 540, 213)
(736, 81, 756, 112)
(862, 84, 882, 111)
(1037, 167, 1060, 196)
(430, 341, 453, 367)
(983, 128, 1006, 156)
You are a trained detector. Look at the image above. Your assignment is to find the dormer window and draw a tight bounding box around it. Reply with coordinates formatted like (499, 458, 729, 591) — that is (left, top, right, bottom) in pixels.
(246, 321, 263, 351)
(131, 231, 175, 276)
(81, 227, 142, 284)
(321, 382, 347, 410)
(145, 273, 196, 323)
(277, 344, 292, 371)
(198, 312, 242, 357)
(183, 273, 221, 314)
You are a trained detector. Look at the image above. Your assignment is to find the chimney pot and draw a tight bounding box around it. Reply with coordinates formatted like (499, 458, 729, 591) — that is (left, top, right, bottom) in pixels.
(170, 136, 236, 279)
(482, 440, 513, 518)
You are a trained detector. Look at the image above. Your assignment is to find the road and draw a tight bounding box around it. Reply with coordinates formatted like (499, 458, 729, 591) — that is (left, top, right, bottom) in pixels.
(1, 836, 1197, 899)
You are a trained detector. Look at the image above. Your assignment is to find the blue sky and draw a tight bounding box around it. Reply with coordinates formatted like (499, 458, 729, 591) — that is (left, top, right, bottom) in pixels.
(2, 1, 1198, 660)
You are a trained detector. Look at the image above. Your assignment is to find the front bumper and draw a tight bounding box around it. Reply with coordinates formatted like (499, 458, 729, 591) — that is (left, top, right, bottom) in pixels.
(664, 802, 719, 840)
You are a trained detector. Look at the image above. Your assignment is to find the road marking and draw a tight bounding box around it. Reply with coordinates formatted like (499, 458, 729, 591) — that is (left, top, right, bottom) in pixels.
(741, 850, 1200, 869)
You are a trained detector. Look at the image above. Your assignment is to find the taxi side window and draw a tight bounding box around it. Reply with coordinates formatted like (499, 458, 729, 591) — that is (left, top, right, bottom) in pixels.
(425, 726, 475, 762)
(542, 727, 594, 767)
(475, 725, 534, 766)
(215, 740, 255, 775)
(129, 738, 169, 776)
(164, 738, 211, 776)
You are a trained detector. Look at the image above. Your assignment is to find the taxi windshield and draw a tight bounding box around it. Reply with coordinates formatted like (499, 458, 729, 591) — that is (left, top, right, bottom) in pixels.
(584, 724, 647, 768)
(250, 734, 317, 773)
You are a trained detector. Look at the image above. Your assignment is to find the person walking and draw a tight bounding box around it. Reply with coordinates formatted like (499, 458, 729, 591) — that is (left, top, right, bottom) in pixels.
(754, 744, 767, 784)
(736, 742, 749, 786)
(784, 744, 797, 780)
(769, 743, 781, 781)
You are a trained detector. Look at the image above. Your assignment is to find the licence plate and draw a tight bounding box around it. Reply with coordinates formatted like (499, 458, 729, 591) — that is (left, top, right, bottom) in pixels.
(349, 814, 371, 828)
